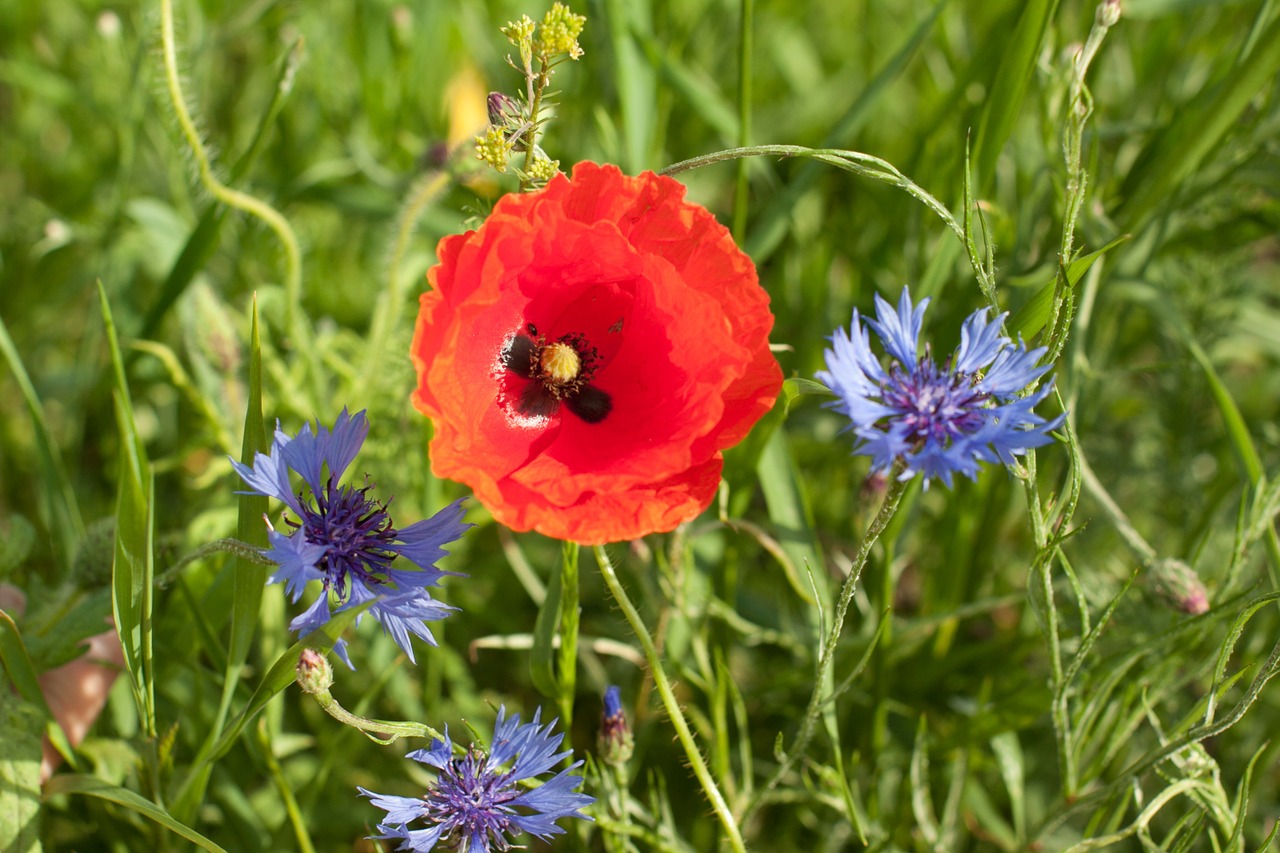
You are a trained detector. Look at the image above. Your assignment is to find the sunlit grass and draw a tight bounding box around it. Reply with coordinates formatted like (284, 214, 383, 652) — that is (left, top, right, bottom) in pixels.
(2, 0, 1279, 850)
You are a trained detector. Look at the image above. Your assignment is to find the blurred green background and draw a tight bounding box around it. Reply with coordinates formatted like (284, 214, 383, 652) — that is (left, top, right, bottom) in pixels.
(2, 0, 1279, 850)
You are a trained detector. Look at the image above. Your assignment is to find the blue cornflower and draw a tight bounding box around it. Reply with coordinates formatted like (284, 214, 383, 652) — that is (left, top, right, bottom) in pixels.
(359, 706, 594, 852)
(231, 408, 470, 668)
(816, 287, 1063, 487)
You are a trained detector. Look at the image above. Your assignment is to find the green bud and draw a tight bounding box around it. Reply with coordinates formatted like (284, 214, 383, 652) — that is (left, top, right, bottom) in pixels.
(296, 648, 334, 694)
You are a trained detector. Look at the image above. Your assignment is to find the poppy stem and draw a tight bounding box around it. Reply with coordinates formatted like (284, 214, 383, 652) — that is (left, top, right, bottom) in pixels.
(593, 545, 747, 853)
(741, 463, 909, 826)
(557, 541, 580, 728)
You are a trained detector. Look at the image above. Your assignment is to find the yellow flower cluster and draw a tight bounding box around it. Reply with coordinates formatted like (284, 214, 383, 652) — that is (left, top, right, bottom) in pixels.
(536, 2, 586, 60)
(474, 126, 514, 172)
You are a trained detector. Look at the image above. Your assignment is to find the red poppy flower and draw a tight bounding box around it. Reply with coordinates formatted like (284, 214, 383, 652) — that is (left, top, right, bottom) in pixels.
(410, 162, 782, 544)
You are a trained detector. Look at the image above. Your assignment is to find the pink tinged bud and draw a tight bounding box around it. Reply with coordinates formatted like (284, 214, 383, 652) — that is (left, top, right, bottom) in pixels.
(1150, 558, 1210, 616)
(296, 648, 334, 694)
(1098, 0, 1121, 27)
(1181, 589, 1210, 616)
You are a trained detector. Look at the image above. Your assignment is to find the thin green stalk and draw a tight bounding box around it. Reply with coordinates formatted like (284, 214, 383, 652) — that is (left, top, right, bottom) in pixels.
(309, 687, 441, 745)
(362, 170, 452, 385)
(154, 537, 274, 588)
(158, 0, 305, 345)
(871, 526, 896, 753)
(662, 146, 970, 272)
(257, 721, 316, 853)
(731, 0, 753, 241)
(593, 546, 746, 853)
(558, 541, 581, 728)
(744, 464, 908, 825)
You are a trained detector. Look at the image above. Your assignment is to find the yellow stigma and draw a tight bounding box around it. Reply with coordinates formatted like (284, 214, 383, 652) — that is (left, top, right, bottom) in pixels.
(540, 342, 581, 383)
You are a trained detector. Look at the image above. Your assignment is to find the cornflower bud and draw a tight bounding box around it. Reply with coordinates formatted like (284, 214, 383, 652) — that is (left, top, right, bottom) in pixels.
(296, 648, 334, 695)
(598, 685, 634, 767)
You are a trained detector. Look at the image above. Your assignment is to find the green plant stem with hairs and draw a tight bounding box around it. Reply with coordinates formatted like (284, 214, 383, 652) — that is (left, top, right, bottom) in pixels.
(158, 0, 321, 402)
(307, 686, 442, 745)
(593, 545, 747, 853)
(743, 462, 909, 825)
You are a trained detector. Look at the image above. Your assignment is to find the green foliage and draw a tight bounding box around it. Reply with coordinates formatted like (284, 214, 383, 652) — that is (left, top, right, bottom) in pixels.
(1, 0, 1278, 850)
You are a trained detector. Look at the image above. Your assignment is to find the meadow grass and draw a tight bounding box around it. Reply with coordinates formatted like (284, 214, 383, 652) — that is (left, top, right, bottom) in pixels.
(2, 0, 1279, 850)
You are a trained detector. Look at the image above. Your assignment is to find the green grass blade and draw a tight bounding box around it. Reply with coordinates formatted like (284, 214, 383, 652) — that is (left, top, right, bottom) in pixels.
(755, 429, 825, 604)
(0, 692, 43, 853)
(530, 542, 565, 701)
(43, 775, 228, 853)
(0, 611, 78, 772)
(744, 0, 949, 262)
(604, 0, 657, 172)
(100, 284, 157, 738)
(1009, 236, 1130, 341)
(971, 0, 1059, 193)
(0, 315, 84, 571)
(227, 300, 269, 681)
(1118, 13, 1280, 228)
(1184, 336, 1280, 586)
(171, 299, 267, 823)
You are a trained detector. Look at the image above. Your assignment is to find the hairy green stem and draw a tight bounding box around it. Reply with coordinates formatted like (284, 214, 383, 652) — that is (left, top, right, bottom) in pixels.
(745, 464, 908, 824)
(159, 0, 303, 334)
(310, 688, 441, 745)
(155, 537, 274, 589)
(593, 545, 746, 853)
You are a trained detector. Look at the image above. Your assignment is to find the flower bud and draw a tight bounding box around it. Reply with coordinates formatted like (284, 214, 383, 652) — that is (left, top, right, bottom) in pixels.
(1098, 0, 1121, 27)
(487, 92, 522, 127)
(1150, 558, 1210, 616)
(598, 686, 634, 767)
(296, 648, 334, 694)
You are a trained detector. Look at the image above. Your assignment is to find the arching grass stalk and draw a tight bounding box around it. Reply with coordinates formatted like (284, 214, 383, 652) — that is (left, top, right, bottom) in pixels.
(362, 170, 451, 385)
(743, 462, 908, 825)
(158, 0, 310, 356)
(593, 545, 746, 853)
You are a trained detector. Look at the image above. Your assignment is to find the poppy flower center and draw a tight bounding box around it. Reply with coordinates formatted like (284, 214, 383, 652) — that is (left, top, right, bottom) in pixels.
(540, 342, 582, 383)
(501, 324, 613, 424)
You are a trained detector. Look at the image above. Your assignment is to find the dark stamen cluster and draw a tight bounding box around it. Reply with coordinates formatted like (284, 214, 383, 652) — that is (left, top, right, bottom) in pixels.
(292, 477, 398, 598)
(502, 323, 612, 423)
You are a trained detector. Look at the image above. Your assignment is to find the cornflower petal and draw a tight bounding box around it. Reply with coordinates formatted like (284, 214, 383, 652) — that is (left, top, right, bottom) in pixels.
(278, 420, 324, 495)
(866, 288, 926, 371)
(317, 407, 369, 483)
(288, 592, 333, 645)
(819, 286, 1062, 486)
(373, 822, 445, 853)
(952, 307, 1007, 375)
(407, 729, 455, 770)
(389, 498, 473, 579)
(980, 341, 1053, 397)
(365, 588, 459, 664)
(357, 789, 428, 827)
(230, 439, 303, 516)
(362, 707, 593, 852)
(231, 410, 469, 668)
(263, 528, 326, 603)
